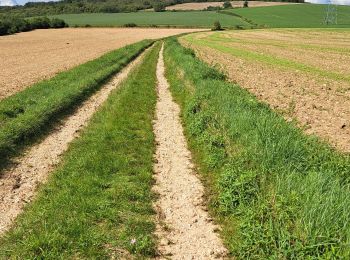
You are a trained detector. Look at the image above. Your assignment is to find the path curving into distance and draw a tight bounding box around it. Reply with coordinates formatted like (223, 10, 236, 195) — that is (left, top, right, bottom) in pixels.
(0, 48, 149, 236)
(153, 44, 227, 259)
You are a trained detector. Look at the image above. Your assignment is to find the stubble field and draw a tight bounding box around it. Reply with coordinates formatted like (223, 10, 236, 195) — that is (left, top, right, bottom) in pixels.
(182, 29, 350, 152)
(0, 27, 202, 100)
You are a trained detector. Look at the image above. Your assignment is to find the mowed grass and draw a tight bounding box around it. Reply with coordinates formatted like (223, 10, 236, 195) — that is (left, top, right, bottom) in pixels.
(164, 38, 350, 258)
(230, 4, 350, 28)
(0, 42, 161, 259)
(51, 11, 249, 28)
(0, 40, 152, 169)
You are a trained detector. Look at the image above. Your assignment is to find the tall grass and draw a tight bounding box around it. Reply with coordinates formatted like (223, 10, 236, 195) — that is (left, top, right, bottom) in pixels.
(0, 40, 153, 168)
(0, 42, 160, 259)
(164, 38, 350, 258)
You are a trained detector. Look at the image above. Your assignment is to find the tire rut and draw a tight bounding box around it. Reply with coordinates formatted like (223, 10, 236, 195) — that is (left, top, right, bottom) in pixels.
(0, 48, 149, 236)
(153, 44, 227, 259)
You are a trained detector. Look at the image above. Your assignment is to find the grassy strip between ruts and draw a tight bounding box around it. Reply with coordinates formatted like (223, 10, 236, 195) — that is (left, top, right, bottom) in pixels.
(0, 39, 153, 169)
(164, 38, 350, 258)
(0, 42, 160, 259)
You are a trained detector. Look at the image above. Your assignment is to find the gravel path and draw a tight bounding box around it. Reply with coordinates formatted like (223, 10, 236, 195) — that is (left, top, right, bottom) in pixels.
(0, 49, 148, 236)
(153, 44, 227, 259)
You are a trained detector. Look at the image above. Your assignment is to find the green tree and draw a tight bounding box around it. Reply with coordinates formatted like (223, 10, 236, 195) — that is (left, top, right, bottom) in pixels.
(153, 2, 166, 12)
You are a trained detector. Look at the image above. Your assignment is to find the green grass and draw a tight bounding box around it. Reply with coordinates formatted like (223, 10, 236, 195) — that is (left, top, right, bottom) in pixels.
(228, 4, 350, 28)
(0, 42, 161, 259)
(0, 40, 152, 169)
(51, 11, 250, 28)
(164, 38, 350, 258)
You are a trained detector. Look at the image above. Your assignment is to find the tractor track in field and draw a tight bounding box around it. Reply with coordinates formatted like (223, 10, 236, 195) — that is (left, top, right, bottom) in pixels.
(0, 48, 149, 236)
(152, 44, 227, 259)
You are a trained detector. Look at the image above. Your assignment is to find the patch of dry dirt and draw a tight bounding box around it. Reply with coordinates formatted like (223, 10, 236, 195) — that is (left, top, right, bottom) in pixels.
(181, 32, 350, 152)
(0, 47, 149, 236)
(153, 44, 227, 259)
(166, 1, 298, 10)
(0, 28, 202, 100)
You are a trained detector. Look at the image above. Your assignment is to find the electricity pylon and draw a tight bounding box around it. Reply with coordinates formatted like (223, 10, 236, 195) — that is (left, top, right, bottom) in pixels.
(324, 0, 338, 25)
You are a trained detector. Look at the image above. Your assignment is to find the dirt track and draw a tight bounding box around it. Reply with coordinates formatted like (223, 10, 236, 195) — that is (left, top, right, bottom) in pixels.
(153, 45, 227, 259)
(0, 28, 202, 100)
(167, 1, 298, 10)
(0, 47, 148, 236)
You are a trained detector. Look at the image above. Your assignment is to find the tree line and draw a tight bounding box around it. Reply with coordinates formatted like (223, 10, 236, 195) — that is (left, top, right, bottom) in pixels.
(0, 17, 67, 36)
(0, 0, 304, 18)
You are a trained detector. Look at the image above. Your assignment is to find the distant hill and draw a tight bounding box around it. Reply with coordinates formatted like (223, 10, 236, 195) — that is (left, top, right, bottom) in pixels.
(0, 0, 175, 17)
(0, 0, 303, 18)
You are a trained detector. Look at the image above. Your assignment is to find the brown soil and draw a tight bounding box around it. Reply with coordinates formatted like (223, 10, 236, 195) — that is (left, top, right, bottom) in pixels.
(181, 31, 350, 152)
(210, 30, 350, 74)
(166, 1, 298, 10)
(153, 44, 227, 259)
(0, 28, 202, 101)
(0, 47, 148, 235)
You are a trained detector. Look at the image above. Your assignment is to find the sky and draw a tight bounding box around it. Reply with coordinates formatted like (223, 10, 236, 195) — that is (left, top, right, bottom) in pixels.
(11, 0, 350, 6)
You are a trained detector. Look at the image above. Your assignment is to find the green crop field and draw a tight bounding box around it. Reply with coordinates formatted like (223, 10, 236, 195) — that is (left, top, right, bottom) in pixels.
(51, 11, 249, 28)
(228, 4, 350, 28)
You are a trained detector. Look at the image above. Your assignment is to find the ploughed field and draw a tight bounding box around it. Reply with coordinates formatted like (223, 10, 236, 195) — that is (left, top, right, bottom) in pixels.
(0, 27, 202, 100)
(182, 29, 350, 152)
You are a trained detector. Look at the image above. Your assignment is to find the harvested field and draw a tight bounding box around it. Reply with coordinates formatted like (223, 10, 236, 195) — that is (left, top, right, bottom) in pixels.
(182, 29, 350, 152)
(166, 1, 298, 10)
(0, 28, 202, 100)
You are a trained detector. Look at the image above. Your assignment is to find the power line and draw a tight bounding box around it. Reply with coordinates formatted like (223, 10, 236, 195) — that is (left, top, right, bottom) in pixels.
(324, 0, 338, 25)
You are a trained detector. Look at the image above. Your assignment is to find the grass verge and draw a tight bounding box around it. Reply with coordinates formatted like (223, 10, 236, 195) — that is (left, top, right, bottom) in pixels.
(0, 42, 160, 259)
(164, 38, 350, 258)
(0, 39, 153, 168)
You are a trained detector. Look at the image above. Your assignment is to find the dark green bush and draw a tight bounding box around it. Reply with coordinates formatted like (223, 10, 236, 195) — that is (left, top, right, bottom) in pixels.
(243, 0, 249, 8)
(212, 20, 222, 31)
(123, 22, 137, 27)
(0, 16, 68, 36)
(223, 1, 232, 9)
(153, 2, 166, 12)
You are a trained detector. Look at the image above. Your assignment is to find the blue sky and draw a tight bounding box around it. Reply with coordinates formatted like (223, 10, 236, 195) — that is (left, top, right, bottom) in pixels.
(15, 0, 350, 5)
